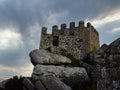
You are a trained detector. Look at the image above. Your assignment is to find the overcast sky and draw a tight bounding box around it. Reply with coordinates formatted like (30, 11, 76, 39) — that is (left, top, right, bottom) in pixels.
(0, 0, 120, 79)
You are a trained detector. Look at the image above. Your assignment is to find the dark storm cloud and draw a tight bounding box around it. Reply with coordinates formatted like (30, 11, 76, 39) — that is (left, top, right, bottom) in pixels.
(0, 0, 120, 32)
(0, 0, 120, 67)
(0, 0, 42, 32)
(52, 0, 120, 21)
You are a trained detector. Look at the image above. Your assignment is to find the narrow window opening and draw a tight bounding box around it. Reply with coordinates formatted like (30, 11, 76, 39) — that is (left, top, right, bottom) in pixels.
(53, 36, 59, 46)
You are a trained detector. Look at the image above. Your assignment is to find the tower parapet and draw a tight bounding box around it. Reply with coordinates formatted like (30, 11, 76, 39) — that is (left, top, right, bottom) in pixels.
(40, 20, 99, 60)
(60, 24, 66, 35)
(87, 22, 91, 28)
(70, 22, 75, 29)
(41, 27, 47, 35)
(52, 25, 59, 36)
(61, 23, 67, 30)
(79, 21, 84, 28)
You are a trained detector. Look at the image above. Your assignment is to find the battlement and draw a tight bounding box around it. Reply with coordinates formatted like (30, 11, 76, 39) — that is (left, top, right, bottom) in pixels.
(41, 21, 98, 36)
(40, 21, 99, 60)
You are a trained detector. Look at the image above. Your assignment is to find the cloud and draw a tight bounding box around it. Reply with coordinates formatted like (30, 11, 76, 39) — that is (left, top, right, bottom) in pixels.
(0, 28, 26, 67)
(111, 27, 120, 33)
(0, 64, 33, 79)
(86, 8, 120, 28)
(44, 11, 68, 26)
(0, 28, 23, 50)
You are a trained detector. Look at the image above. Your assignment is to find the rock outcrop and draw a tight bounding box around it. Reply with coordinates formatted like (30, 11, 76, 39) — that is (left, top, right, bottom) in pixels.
(30, 49, 90, 90)
(96, 38, 120, 90)
(32, 65, 89, 87)
(39, 75, 72, 90)
(29, 49, 71, 65)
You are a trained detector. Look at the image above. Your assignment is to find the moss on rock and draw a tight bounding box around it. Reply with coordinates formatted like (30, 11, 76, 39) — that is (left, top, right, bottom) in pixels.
(61, 49, 80, 66)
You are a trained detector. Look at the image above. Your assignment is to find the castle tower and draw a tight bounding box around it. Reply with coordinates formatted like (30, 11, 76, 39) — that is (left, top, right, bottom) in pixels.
(40, 21, 99, 60)
(87, 22, 99, 52)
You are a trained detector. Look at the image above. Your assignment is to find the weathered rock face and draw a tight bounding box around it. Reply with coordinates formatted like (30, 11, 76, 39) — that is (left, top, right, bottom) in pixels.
(32, 65, 90, 87)
(23, 78, 35, 90)
(29, 49, 71, 65)
(35, 80, 46, 90)
(29, 48, 90, 89)
(39, 75, 72, 90)
(96, 38, 120, 90)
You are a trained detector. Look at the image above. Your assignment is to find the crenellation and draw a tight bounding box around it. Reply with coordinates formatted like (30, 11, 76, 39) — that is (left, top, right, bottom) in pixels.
(52, 25, 59, 36)
(79, 21, 84, 28)
(70, 22, 75, 29)
(91, 26, 95, 30)
(69, 22, 75, 35)
(87, 22, 91, 28)
(60, 23, 66, 35)
(61, 23, 67, 30)
(40, 21, 99, 60)
(41, 27, 47, 35)
(52, 25, 58, 31)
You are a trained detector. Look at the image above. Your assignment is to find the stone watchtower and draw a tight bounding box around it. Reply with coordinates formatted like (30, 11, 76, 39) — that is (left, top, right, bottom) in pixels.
(40, 21, 99, 60)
